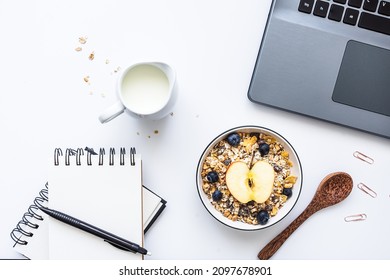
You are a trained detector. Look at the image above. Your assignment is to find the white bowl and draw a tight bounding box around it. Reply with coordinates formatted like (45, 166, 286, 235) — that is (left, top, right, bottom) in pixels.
(196, 125, 303, 231)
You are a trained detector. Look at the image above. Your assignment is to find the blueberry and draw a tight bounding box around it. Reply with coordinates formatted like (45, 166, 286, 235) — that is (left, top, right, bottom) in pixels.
(273, 165, 282, 173)
(282, 188, 293, 198)
(206, 171, 219, 183)
(223, 159, 231, 166)
(226, 133, 241, 146)
(212, 190, 223, 201)
(256, 210, 270, 225)
(259, 143, 270, 156)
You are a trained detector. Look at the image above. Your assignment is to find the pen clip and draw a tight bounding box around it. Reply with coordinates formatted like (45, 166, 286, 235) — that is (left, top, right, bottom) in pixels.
(104, 239, 137, 254)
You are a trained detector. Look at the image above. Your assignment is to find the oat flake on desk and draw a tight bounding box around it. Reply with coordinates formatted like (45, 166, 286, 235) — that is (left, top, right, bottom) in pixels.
(88, 51, 95, 61)
(79, 36, 87, 44)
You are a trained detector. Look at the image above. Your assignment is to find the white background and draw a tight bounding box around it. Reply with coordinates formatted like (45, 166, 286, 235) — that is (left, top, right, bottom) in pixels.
(1, 0, 389, 260)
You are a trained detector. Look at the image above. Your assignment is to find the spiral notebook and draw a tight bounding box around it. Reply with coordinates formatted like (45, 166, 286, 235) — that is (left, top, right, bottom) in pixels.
(10, 147, 166, 260)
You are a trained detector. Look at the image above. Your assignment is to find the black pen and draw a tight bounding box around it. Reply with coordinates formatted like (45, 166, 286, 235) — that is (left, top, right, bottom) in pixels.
(39, 206, 151, 256)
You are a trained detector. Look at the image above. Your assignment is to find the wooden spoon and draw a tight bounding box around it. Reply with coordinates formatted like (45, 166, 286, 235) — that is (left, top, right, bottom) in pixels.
(258, 172, 353, 260)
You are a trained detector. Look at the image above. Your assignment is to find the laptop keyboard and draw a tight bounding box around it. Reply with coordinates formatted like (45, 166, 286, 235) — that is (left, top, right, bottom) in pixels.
(298, 0, 390, 35)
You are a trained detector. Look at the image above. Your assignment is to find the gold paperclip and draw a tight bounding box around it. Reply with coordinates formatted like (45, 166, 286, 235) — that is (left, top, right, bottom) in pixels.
(353, 151, 374, 164)
(357, 183, 377, 198)
(344, 214, 367, 222)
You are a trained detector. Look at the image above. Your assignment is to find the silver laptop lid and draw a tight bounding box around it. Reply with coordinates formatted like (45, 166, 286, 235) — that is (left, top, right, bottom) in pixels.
(248, 0, 390, 138)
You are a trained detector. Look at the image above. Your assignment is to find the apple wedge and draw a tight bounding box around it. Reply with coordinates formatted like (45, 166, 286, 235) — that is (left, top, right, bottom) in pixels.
(250, 161, 275, 203)
(225, 161, 253, 203)
(226, 161, 275, 204)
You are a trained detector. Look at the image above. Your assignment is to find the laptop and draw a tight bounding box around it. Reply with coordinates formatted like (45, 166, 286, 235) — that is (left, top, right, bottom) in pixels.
(248, 0, 390, 138)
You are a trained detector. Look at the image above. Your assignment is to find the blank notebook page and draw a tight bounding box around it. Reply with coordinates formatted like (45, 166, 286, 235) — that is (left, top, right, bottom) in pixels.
(48, 148, 143, 260)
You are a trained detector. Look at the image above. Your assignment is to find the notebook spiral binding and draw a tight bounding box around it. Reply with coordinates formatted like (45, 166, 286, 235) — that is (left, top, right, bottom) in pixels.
(54, 147, 136, 166)
(10, 183, 49, 247)
(10, 147, 136, 247)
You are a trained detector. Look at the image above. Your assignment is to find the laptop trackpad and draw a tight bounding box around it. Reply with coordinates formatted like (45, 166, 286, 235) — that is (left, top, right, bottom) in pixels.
(332, 40, 390, 117)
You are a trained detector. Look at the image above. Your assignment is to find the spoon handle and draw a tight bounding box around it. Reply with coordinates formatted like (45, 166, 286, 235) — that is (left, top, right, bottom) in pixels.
(258, 205, 318, 260)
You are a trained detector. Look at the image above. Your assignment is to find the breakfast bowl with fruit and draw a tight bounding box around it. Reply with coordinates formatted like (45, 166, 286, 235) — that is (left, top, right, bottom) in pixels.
(196, 126, 302, 230)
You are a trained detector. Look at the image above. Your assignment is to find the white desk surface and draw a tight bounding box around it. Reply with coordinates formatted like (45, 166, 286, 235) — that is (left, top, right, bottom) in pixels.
(1, 0, 389, 260)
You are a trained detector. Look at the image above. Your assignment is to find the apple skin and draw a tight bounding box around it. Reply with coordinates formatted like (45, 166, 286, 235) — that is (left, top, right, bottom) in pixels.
(225, 161, 275, 204)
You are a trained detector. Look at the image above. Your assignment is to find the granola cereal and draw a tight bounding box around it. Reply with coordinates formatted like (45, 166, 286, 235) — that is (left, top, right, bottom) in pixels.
(200, 131, 298, 226)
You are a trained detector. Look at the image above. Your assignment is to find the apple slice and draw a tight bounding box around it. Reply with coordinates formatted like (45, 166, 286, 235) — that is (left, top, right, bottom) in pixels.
(226, 161, 275, 204)
(225, 161, 253, 203)
(250, 161, 275, 203)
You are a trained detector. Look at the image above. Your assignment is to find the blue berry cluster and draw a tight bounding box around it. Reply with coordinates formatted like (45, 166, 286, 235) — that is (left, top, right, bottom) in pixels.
(206, 171, 223, 202)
